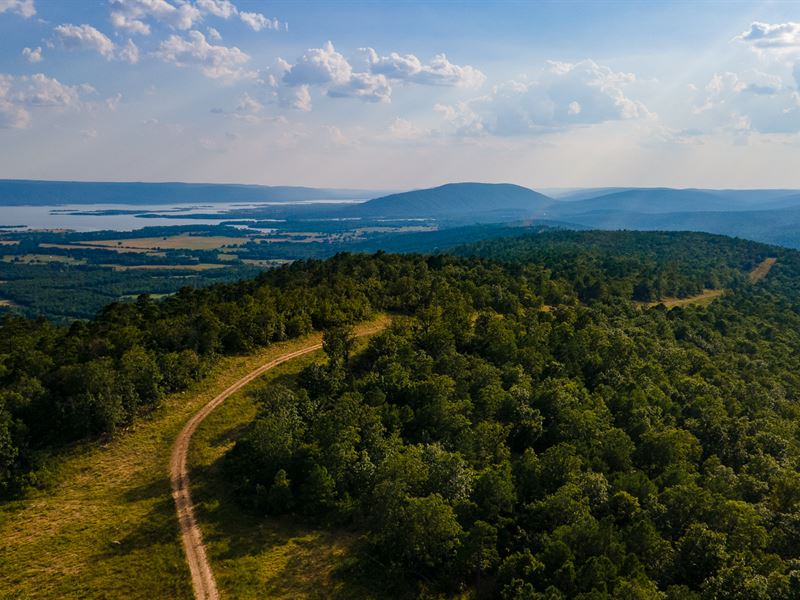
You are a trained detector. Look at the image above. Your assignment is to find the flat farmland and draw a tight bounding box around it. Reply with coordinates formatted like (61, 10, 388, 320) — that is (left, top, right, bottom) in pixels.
(40, 243, 166, 256)
(76, 235, 253, 251)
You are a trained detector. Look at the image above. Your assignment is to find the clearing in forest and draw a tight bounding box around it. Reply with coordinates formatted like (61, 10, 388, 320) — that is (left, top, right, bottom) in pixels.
(639, 257, 778, 309)
(642, 288, 725, 309)
(749, 257, 777, 283)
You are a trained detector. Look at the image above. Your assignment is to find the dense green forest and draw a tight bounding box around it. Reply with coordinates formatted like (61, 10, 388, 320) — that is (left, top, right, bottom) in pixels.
(3, 229, 800, 598)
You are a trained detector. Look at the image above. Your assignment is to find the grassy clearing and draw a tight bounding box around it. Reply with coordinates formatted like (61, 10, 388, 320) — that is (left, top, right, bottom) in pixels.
(636, 258, 779, 310)
(187, 319, 391, 599)
(0, 318, 387, 599)
(78, 236, 252, 251)
(749, 257, 777, 283)
(639, 288, 725, 309)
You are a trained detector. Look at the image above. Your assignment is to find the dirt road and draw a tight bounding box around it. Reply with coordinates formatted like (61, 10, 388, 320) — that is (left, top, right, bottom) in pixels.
(170, 321, 388, 600)
(170, 343, 323, 600)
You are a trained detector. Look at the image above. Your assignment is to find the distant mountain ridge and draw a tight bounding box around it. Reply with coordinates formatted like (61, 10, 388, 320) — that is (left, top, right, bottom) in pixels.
(0, 180, 378, 205)
(532, 187, 800, 248)
(547, 188, 800, 215)
(348, 182, 552, 219)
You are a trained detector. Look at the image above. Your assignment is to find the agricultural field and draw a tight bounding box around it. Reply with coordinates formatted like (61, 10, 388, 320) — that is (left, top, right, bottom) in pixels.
(41, 243, 166, 255)
(76, 235, 252, 251)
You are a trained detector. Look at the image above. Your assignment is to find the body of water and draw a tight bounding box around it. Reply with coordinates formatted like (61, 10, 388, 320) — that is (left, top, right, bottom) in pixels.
(0, 200, 362, 232)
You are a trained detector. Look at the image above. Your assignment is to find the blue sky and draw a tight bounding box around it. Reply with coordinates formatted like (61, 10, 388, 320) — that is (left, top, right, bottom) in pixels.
(2, 0, 800, 189)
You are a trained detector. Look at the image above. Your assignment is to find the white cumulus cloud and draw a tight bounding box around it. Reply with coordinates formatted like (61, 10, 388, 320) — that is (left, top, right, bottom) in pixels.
(119, 38, 140, 64)
(109, 0, 202, 34)
(53, 23, 142, 64)
(278, 41, 482, 109)
(0, 0, 35, 18)
(436, 59, 650, 136)
(689, 70, 800, 135)
(155, 30, 254, 81)
(359, 48, 485, 88)
(22, 46, 42, 63)
(278, 84, 312, 112)
(53, 23, 116, 59)
(235, 92, 263, 114)
(0, 72, 96, 128)
(108, 0, 284, 36)
(736, 21, 800, 59)
(239, 11, 280, 32)
(196, 0, 236, 19)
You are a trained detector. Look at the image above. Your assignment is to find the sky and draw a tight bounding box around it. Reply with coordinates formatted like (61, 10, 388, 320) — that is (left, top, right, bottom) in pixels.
(2, 1, 800, 190)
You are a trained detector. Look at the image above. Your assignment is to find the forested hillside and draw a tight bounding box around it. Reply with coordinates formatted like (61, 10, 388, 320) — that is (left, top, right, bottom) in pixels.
(3, 230, 800, 598)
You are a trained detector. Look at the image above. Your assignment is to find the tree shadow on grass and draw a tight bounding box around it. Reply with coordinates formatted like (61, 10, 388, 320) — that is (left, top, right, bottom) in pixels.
(69, 476, 193, 600)
(121, 474, 172, 503)
(190, 454, 383, 599)
(95, 476, 178, 560)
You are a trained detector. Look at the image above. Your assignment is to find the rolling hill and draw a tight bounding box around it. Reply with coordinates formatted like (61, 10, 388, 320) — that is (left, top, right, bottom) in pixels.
(348, 182, 553, 219)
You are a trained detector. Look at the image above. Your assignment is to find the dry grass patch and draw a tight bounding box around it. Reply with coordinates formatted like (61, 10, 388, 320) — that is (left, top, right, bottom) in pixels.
(749, 257, 777, 283)
(637, 288, 725, 310)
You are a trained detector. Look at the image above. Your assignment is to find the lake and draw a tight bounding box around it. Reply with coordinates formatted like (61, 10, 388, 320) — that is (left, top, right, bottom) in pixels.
(0, 200, 363, 232)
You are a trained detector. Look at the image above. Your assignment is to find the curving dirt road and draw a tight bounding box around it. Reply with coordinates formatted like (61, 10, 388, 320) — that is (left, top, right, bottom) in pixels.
(170, 343, 322, 600)
(170, 322, 387, 600)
